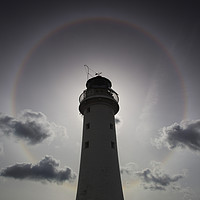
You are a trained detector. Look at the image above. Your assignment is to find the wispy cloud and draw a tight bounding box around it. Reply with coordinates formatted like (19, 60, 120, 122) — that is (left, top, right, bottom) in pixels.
(154, 119, 200, 152)
(0, 110, 66, 145)
(139, 80, 158, 121)
(0, 155, 76, 184)
(120, 162, 138, 175)
(0, 143, 3, 155)
(136, 80, 158, 135)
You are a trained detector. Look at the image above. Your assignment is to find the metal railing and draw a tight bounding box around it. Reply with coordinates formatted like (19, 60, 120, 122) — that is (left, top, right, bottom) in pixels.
(79, 88, 119, 103)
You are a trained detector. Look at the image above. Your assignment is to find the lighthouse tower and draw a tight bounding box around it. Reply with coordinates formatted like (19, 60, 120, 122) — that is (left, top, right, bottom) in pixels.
(76, 76, 124, 200)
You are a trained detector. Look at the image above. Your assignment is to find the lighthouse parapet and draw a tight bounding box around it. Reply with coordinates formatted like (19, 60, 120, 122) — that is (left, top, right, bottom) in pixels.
(79, 88, 119, 103)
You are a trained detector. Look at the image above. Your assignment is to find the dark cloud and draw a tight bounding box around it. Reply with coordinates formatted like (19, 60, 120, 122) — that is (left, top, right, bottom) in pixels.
(136, 168, 183, 191)
(0, 110, 65, 145)
(0, 155, 76, 183)
(121, 161, 184, 191)
(154, 120, 200, 152)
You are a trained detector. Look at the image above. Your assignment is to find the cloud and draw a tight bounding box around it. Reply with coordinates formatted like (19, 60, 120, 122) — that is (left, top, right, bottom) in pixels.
(135, 161, 184, 191)
(0, 155, 76, 184)
(115, 114, 123, 125)
(139, 80, 158, 120)
(0, 143, 3, 155)
(115, 117, 121, 124)
(136, 169, 183, 191)
(115, 115, 123, 130)
(120, 162, 138, 175)
(121, 161, 184, 191)
(0, 110, 66, 145)
(154, 120, 200, 152)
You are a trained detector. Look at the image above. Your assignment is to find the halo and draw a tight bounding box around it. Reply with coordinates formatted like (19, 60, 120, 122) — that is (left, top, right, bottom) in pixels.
(11, 17, 188, 187)
(12, 17, 188, 119)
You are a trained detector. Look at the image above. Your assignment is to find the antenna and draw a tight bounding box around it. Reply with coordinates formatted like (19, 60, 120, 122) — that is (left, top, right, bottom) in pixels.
(84, 65, 102, 80)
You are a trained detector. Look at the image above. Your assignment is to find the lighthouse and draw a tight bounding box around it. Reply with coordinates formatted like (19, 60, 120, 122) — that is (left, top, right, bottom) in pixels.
(76, 75, 124, 200)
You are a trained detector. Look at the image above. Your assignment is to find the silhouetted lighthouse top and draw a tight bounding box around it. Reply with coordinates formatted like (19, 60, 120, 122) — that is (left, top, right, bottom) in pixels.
(79, 76, 119, 115)
(76, 75, 124, 200)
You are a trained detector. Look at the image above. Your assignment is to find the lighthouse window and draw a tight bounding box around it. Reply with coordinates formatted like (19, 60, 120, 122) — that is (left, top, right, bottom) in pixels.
(86, 123, 90, 129)
(110, 123, 114, 130)
(85, 141, 89, 149)
(111, 141, 115, 149)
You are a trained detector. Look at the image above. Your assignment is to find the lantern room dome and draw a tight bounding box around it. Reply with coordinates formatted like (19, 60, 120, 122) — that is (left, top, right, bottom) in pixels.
(86, 76, 112, 89)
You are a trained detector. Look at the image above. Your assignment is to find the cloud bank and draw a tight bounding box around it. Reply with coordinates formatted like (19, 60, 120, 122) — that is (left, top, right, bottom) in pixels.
(154, 120, 200, 152)
(0, 155, 76, 183)
(0, 110, 66, 145)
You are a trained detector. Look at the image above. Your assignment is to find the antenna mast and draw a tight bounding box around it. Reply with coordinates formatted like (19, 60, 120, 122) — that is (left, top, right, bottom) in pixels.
(84, 65, 102, 80)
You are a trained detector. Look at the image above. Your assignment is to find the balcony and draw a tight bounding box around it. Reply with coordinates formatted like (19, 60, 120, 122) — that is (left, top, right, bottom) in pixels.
(79, 88, 119, 103)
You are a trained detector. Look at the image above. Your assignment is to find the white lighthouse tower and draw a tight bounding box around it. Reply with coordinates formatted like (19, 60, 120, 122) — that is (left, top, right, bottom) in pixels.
(76, 75, 124, 200)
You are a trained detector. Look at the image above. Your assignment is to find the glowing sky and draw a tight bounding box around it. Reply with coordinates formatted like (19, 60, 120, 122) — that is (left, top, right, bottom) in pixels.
(1, 1, 200, 200)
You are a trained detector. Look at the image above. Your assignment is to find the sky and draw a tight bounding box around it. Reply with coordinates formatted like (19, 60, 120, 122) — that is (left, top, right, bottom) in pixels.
(0, 1, 200, 200)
